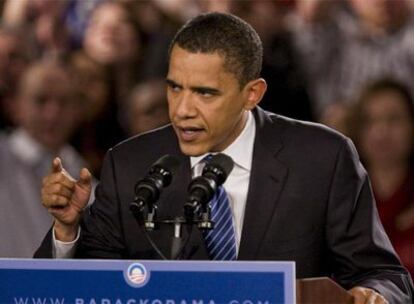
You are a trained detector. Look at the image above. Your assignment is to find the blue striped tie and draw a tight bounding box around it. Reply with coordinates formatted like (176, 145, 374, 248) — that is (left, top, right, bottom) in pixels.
(203, 184, 237, 260)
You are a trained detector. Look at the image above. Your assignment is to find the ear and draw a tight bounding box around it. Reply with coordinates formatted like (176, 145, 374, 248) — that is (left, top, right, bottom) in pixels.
(242, 78, 267, 110)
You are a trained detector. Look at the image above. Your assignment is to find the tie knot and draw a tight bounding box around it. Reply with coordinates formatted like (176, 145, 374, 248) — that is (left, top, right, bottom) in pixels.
(202, 154, 213, 163)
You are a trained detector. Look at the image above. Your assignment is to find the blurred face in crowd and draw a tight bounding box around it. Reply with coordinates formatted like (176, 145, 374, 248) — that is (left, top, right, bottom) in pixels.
(84, 2, 140, 65)
(234, 1, 286, 39)
(167, 45, 264, 156)
(349, 0, 409, 32)
(16, 64, 80, 152)
(359, 90, 414, 167)
(295, 0, 334, 24)
(127, 80, 170, 135)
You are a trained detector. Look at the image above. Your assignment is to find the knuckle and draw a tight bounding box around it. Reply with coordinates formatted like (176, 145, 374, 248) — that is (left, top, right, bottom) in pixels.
(42, 196, 52, 207)
(57, 173, 66, 183)
(55, 183, 63, 193)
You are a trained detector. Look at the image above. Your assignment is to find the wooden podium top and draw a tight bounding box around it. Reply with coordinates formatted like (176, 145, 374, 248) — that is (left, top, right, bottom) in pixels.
(297, 277, 355, 304)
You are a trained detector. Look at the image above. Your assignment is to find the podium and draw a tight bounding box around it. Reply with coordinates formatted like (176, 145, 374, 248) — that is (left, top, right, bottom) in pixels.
(0, 259, 353, 304)
(297, 277, 354, 304)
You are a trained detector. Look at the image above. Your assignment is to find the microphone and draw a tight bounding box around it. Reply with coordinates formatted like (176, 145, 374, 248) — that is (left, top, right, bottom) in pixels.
(130, 154, 180, 216)
(185, 153, 234, 218)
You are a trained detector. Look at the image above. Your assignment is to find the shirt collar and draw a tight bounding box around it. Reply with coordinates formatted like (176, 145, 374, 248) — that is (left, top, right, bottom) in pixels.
(9, 128, 51, 165)
(8, 128, 73, 167)
(190, 110, 256, 172)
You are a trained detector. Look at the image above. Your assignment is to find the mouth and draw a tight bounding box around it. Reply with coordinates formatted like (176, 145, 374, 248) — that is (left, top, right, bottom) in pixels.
(175, 126, 205, 142)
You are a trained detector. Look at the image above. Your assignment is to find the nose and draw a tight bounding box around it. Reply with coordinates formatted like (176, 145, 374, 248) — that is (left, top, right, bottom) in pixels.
(174, 91, 197, 119)
(42, 99, 63, 122)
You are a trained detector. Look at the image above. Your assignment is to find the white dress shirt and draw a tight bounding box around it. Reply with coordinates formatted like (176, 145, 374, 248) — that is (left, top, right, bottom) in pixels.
(190, 111, 255, 254)
(54, 111, 256, 258)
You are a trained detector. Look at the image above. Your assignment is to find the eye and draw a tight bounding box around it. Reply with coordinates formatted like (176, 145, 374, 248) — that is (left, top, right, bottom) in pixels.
(167, 81, 181, 93)
(171, 84, 181, 92)
(197, 90, 213, 98)
(196, 88, 219, 98)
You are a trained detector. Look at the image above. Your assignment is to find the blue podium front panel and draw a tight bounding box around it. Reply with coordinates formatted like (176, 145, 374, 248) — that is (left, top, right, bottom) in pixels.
(0, 259, 295, 304)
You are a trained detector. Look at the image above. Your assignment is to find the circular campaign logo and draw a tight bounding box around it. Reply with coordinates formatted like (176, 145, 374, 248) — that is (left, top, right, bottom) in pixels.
(124, 262, 150, 288)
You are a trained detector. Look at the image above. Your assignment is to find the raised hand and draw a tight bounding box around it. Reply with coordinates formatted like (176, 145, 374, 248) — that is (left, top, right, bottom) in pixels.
(41, 157, 92, 241)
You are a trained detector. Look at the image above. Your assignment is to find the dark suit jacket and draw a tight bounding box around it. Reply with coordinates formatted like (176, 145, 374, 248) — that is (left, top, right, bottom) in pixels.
(36, 107, 413, 302)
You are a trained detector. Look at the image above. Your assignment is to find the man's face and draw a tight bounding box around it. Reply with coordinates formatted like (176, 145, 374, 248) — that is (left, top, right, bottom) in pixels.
(167, 45, 251, 156)
(128, 81, 169, 135)
(17, 67, 80, 151)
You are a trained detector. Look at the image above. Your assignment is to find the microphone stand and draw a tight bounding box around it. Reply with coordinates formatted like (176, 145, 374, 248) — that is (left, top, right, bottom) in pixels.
(130, 196, 214, 260)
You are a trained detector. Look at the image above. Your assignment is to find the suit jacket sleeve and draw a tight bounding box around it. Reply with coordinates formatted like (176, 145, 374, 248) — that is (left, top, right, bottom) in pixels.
(327, 137, 413, 302)
(76, 148, 127, 258)
(33, 228, 53, 258)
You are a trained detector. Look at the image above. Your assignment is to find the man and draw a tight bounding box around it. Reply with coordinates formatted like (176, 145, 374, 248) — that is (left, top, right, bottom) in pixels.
(0, 61, 92, 257)
(38, 13, 413, 303)
(123, 78, 170, 136)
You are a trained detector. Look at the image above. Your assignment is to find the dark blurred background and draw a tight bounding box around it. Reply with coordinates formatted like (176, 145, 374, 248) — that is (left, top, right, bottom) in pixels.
(0, 0, 413, 275)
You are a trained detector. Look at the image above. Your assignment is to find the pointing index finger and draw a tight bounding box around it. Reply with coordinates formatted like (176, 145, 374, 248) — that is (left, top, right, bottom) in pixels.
(51, 157, 63, 173)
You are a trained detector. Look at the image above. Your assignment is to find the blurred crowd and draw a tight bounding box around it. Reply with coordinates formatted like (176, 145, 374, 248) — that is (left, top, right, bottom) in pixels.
(0, 0, 413, 276)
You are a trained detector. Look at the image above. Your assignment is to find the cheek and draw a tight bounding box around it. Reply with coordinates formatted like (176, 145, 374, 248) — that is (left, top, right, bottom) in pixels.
(20, 107, 39, 126)
(390, 126, 413, 151)
(205, 108, 238, 137)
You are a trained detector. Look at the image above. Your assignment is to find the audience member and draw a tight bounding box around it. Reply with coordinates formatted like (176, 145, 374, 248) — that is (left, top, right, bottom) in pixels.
(122, 78, 170, 136)
(0, 60, 93, 257)
(82, 0, 142, 101)
(288, 0, 414, 117)
(233, 1, 314, 121)
(2, 0, 71, 59)
(350, 79, 414, 276)
(69, 0, 144, 173)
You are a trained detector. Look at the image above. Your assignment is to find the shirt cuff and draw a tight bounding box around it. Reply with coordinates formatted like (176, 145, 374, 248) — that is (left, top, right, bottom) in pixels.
(52, 227, 80, 258)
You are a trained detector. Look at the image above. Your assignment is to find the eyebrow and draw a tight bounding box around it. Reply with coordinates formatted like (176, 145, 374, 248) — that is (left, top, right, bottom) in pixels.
(166, 78, 221, 95)
(166, 79, 181, 89)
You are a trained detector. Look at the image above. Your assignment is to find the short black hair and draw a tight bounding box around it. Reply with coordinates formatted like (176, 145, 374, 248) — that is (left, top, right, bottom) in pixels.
(169, 12, 263, 87)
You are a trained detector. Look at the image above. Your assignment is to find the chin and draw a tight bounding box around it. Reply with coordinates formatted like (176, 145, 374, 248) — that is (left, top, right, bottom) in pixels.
(178, 142, 208, 157)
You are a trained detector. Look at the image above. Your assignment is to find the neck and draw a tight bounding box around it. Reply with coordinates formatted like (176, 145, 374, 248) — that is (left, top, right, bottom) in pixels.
(368, 162, 408, 200)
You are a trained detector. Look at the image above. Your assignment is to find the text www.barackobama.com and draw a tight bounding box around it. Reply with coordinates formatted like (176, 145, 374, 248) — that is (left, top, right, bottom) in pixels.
(13, 298, 271, 304)
(14, 298, 65, 304)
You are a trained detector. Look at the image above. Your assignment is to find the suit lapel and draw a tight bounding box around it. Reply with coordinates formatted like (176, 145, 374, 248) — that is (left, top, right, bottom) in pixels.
(238, 108, 288, 260)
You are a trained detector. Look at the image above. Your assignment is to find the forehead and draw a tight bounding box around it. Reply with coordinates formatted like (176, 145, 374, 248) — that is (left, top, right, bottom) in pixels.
(90, 3, 128, 24)
(22, 67, 73, 97)
(365, 90, 409, 114)
(168, 45, 237, 87)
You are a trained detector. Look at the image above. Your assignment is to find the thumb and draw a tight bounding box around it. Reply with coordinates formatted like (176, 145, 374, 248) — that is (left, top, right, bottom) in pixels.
(51, 157, 63, 173)
(77, 168, 92, 189)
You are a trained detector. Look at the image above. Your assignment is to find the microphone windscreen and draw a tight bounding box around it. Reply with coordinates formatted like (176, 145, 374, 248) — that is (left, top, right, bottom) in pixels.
(152, 154, 180, 176)
(208, 153, 234, 180)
